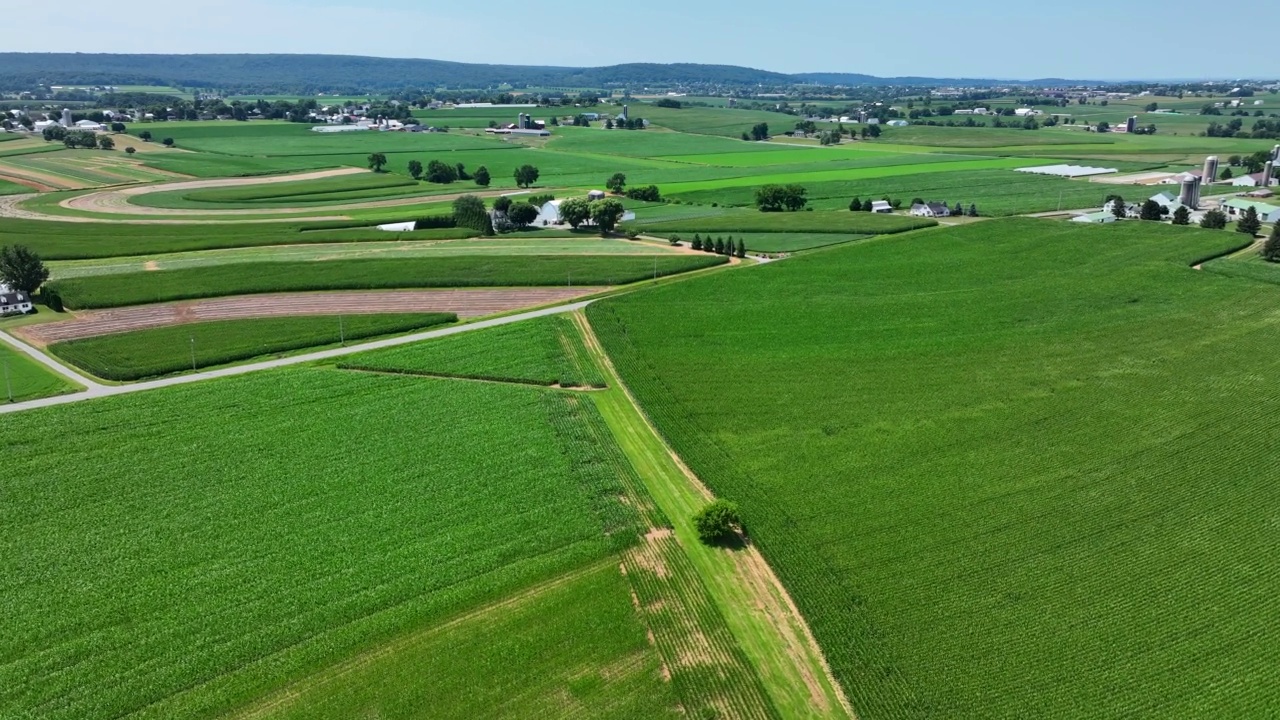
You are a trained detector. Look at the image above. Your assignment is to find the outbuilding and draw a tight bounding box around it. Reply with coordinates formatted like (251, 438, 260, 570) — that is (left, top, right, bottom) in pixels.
(1221, 198, 1280, 223)
(869, 200, 893, 213)
(0, 290, 33, 316)
(1071, 211, 1117, 224)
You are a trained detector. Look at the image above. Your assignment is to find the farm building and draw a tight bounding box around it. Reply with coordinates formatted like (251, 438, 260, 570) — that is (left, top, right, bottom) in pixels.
(1071, 211, 1117, 224)
(74, 119, 105, 131)
(1148, 192, 1187, 215)
(1230, 173, 1269, 188)
(537, 200, 563, 226)
(910, 202, 951, 218)
(0, 290, 33, 316)
(1221, 198, 1280, 223)
(1244, 188, 1274, 199)
(886, 120, 909, 127)
(587, 190, 607, 201)
(869, 200, 893, 213)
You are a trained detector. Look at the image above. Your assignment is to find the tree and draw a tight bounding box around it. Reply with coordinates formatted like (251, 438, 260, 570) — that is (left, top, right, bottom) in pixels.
(139, 130, 152, 142)
(606, 173, 627, 194)
(514, 164, 540, 188)
(1139, 199, 1164, 221)
(162, 137, 174, 147)
(367, 153, 387, 172)
(125, 146, 136, 155)
(1109, 195, 1128, 220)
(507, 201, 539, 228)
(407, 160, 423, 179)
(589, 198, 626, 235)
(1228, 155, 1242, 166)
(866, 123, 881, 138)
(455, 163, 469, 181)
(1221, 167, 1234, 180)
(756, 184, 807, 212)
(558, 197, 591, 229)
(967, 204, 978, 217)
(1200, 209, 1228, 229)
(849, 197, 863, 212)
(1096, 121, 1110, 133)
(473, 166, 490, 187)
(0, 245, 50, 294)
(1262, 223, 1280, 262)
(714, 237, 725, 254)
(425, 159, 457, 183)
(97, 135, 115, 150)
(692, 499, 741, 545)
(741, 132, 750, 141)
(691, 234, 703, 251)
(736, 238, 746, 258)
(493, 196, 513, 214)
(604, 118, 614, 130)
(953, 202, 964, 217)
(452, 195, 493, 235)
(1238, 206, 1262, 236)
(1172, 206, 1191, 225)
(749, 122, 769, 141)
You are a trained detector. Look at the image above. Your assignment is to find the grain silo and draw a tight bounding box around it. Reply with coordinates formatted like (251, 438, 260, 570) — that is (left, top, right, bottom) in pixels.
(1126, 116, 1137, 133)
(61, 108, 72, 127)
(1202, 156, 1219, 184)
(1179, 176, 1201, 209)
(1264, 161, 1275, 188)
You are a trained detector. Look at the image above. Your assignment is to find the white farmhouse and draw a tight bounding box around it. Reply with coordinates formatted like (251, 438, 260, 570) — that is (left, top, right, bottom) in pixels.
(909, 202, 951, 218)
(0, 289, 33, 316)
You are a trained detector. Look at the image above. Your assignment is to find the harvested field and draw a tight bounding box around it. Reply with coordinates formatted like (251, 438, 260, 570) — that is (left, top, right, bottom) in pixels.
(18, 288, 606, 344)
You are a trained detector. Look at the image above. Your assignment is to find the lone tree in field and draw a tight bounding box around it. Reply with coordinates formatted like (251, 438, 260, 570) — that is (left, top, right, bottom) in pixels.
(473, 166, 490, 187)
(558, 197, 591, 229)
(367, 153, 387, 172)
(162, 137, 174, 147)
(514, 164, 540, 188)
(138, 130, 152, 142)
(124, 146, 136, 155)
(693, 499, 742, 545)
(1260, 223, 1280, 262)
(589, 198, 626, 235)
(1200, 209, 1228, 230)
(606, 173, 627, 194)
(749, 122, 769, 141)
(1237, 206, 1262, 236)
(452, 195, 493, 235)
(756, 184, 807, 212)
(0, 245, 50, 294)
(1172, 206, 1191, 225)
(407, 160, 423, 179)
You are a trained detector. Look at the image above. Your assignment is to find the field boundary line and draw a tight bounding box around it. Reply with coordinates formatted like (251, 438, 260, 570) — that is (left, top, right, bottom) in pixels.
(574, 312, 856, 720)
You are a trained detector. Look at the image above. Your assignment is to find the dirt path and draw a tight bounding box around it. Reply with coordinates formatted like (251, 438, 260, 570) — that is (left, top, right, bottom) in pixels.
(59, 168, 517, 217)
(18, 288, 608, 345)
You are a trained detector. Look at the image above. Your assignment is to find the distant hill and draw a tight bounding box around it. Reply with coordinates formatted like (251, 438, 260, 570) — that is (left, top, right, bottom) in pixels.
(0, 53, 1077, 93)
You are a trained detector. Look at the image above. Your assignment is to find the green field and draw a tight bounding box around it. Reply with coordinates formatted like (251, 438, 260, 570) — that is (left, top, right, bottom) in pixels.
(660, 232, 871, 253)
(588, 219, 1280, 718)
(0, 178, 28, 195)
(48, 255, 727, 309)
(0, 369, 672, 718)
(49, 314, 457, 380)
(626, 207, 934, 235)
(341, 314, 605, 388)
(0, 341, 80, 402)
(48, 237, 681, 279)
(131, 172, 429, 209)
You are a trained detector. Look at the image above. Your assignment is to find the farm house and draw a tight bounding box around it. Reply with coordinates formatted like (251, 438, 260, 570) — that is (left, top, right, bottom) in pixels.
(909, 202, 951, 218)
(0, 289, 33, 316)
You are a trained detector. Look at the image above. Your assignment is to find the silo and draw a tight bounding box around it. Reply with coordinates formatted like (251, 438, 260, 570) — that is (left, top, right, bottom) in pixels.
(1202, 156, 1219, 184)
(61, 108, 72, 127)
(1273, 144, 1280, 162)
(1126, 116, 1137, 133)
(1264, 161, 1275, 188)
(1179, 176, 1201, 209)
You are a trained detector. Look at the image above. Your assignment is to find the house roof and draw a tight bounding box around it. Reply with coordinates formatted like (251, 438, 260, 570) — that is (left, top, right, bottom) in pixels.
(1222, 198, 1280, 213)
(927, 202, 949, 213)
(0, 291, 30, 305)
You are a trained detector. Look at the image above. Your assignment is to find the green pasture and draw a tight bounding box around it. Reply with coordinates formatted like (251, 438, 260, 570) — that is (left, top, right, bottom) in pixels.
(671, 168, 1134, 215)
(626, 207, 934, 235)
(0, 369, 666, 719)
(656, 232, 871, 253)
(341, 314, 605, 388)
(49, 314, 457, 381)
(2, 150, 177, 186)
(48, 237, 678, 279)
(0, 178, 27, 195)
(0, 342, 80, 402)
(48, 255, 728, 308)
(589, 218, 1279, 719)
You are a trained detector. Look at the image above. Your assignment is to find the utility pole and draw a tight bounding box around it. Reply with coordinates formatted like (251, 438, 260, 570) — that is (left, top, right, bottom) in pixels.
(3, 359, 11, 403)
(189, 336, 196, 372)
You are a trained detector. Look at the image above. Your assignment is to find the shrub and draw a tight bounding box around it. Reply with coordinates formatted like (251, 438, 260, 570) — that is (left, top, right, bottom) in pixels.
(693, 499, 742, 545)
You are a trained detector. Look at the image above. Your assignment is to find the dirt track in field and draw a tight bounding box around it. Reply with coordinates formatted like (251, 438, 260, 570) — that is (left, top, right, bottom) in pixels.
(58, 167, 518, 218)
(18, 288, 607, 344)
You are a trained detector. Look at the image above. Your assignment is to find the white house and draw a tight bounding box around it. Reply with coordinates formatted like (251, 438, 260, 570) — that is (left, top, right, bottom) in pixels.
(1221, 198, 1280, 223)
(1071, 211, 1117, 224)
(0, 290, 33, 316)
(910, 202, 951, 218)
(869, 200, 893, 213)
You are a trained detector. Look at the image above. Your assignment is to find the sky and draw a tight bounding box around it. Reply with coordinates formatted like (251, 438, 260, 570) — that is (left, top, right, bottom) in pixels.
(5, 0, 1269, 81)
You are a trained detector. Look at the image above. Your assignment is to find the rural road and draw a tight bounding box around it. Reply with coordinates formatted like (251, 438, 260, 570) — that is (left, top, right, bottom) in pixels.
(0, 299, 593, 415)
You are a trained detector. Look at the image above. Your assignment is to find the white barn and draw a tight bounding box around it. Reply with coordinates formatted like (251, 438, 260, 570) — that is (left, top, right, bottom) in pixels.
(869, 200, 893, 213)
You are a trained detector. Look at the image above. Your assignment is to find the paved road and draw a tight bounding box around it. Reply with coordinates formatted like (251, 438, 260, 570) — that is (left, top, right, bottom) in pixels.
(0, 300, 592, 415)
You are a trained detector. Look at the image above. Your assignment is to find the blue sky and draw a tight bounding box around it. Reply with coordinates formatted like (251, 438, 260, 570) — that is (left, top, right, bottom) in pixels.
(7, 0, 1269, 80)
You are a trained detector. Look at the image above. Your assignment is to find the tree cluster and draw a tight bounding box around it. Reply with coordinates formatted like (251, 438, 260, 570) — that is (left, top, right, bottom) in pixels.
(1261, 223, 1280, 263)
(625, 185, 661, 202)
(755, 184, 807, 212)
(0, 245, 49, 294)
(688, 234, 746, 258)
(452, 195, 494, 235)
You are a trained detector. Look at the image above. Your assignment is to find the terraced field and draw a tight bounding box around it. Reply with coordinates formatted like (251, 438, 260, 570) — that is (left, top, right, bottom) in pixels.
(589, 219, 1280, 719)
